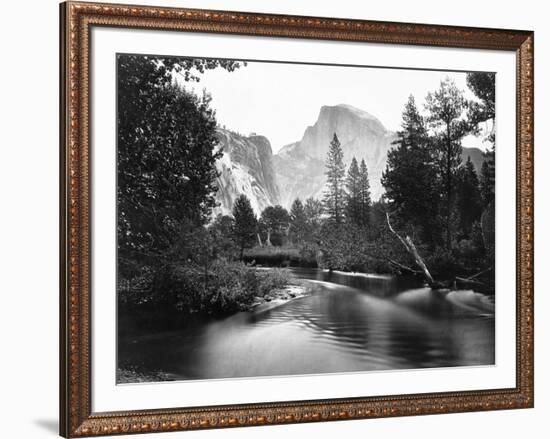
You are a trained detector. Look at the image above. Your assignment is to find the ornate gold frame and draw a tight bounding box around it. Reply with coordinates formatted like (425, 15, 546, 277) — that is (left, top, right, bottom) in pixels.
(60, 1, 534, 437)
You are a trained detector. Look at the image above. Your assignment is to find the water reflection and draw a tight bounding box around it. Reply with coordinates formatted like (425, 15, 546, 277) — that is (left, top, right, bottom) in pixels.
(118, 268, 495, 381)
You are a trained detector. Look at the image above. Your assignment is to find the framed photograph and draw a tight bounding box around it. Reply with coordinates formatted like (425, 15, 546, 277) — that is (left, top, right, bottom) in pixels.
(60, 1, 534, 436)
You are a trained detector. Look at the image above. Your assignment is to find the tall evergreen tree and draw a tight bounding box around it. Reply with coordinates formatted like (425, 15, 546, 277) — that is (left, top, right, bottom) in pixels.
(289, 199, 308, 244)
(456, 156, 482, 237)
(231, 195, 257, 259)
(358, 159, 372, 227)
(382, 95, 439, 245)
(345, 157, 362, 225)
(323, 133, 346, 224)
(425, 78, 470, 250)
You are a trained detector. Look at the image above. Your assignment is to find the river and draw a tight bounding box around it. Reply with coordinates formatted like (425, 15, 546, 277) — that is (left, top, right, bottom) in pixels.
(118, 267, 495, 381)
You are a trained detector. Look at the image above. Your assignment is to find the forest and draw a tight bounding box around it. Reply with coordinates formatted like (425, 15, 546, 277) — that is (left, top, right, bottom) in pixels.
(117, 54, 495, 327)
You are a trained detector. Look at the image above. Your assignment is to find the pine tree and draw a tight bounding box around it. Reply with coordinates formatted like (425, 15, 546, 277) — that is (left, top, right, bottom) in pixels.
(456, 156, 482, 237)
(345, 157, 361, 225)
(381, 95, 438, 245)
(289, 199, 307, 244)
(323, 133, 346, 224)
(358, 159, 372, 227)
(425, 78, 470, 250)
(480, 159, 494, 208)
(231, 195, 257, 259)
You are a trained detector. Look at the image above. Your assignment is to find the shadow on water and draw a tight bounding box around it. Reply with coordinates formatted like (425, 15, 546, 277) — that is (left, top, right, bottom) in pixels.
(118, 268, 495, 382)
(290, 267, 417, 297)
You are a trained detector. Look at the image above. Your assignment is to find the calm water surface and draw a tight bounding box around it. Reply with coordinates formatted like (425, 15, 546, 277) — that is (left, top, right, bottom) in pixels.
(118, 268, 495, 381)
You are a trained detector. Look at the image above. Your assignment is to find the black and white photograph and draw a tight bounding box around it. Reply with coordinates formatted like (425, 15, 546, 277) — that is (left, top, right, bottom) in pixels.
(1, 0, 544, 436)
(116, 53, 496, 384)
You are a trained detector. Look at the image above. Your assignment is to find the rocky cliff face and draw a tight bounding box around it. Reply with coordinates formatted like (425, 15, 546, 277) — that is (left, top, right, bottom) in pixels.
(273, 104, 397, 207)
(212, 107, 486, 217)
(213, 129, 280, 216)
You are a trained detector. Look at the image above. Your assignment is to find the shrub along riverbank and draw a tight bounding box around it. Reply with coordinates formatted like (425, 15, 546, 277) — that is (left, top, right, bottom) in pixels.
(243, 240, 494, 295)
(243, 245, 317, 268)
(118, 261, 303, 336)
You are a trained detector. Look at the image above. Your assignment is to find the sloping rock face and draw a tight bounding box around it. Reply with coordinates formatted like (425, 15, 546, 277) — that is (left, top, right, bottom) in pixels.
(273, 104, 397, 207)
(211, 108, 487, 216)
(214, 129, 280, 216)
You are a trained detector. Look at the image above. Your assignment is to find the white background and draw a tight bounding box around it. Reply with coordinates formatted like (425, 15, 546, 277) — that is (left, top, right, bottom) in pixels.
(0, 0, 547, 438)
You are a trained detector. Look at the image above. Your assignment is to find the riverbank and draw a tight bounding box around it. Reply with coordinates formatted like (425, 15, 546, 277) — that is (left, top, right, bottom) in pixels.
(243, 245, 317, 267)
(118, 265, 308, 336)
(117, 267, 496, 383)
(242, 244, 495, 296)
(249, 283, 311, 310)
(117, 366, 178, 384)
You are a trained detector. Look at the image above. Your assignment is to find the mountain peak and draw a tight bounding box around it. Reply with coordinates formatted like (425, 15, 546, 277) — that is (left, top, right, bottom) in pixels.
(320, 104, 385, 128)
(274, 104, 397, 208)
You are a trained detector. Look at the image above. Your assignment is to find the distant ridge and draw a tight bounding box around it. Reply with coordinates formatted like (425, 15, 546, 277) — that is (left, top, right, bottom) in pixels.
(212, 105, 487, 215)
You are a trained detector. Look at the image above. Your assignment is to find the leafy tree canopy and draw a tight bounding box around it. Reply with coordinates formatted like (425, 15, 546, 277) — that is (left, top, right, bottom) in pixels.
(232, 195, 258, 258)
(117, 54, 245, 271)
(260, 205, 291, 246)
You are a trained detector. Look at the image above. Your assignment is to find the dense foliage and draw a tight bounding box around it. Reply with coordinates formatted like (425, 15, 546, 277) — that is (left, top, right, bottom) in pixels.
(246, 75, 497, 287)
(117, 55, 243, 277)
(232, 194, 258, 259)
(381, 95, 440, 245)
(117, 55, 296, 320)
(381, 75, 495, 282)
(118, 56, 497, 330)
(259, 205, 291, 246)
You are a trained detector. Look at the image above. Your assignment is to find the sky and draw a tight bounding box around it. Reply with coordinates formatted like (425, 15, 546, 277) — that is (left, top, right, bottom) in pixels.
(180, 59, 491, 153)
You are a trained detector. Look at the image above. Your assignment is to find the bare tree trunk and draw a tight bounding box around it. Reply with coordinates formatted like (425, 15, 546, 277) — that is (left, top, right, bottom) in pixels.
(257, 233, 263, 247)
(387, 258, 421, 275)
(386, 212, 435, 285)
(466, 266, 493, 280)
(455, 276, 484, 286)
(454, 266, 493, 287)
(266, 229, 272, 246)
(405, 236, 435, 285)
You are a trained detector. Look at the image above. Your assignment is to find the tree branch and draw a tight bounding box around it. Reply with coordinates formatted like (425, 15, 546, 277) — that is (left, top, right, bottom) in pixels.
(385, 212, 435, 285)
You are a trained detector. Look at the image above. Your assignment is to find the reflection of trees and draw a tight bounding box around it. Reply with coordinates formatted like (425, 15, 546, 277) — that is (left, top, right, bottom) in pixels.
(249, 278, 493, 370)
(120, 276, 495, 380)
